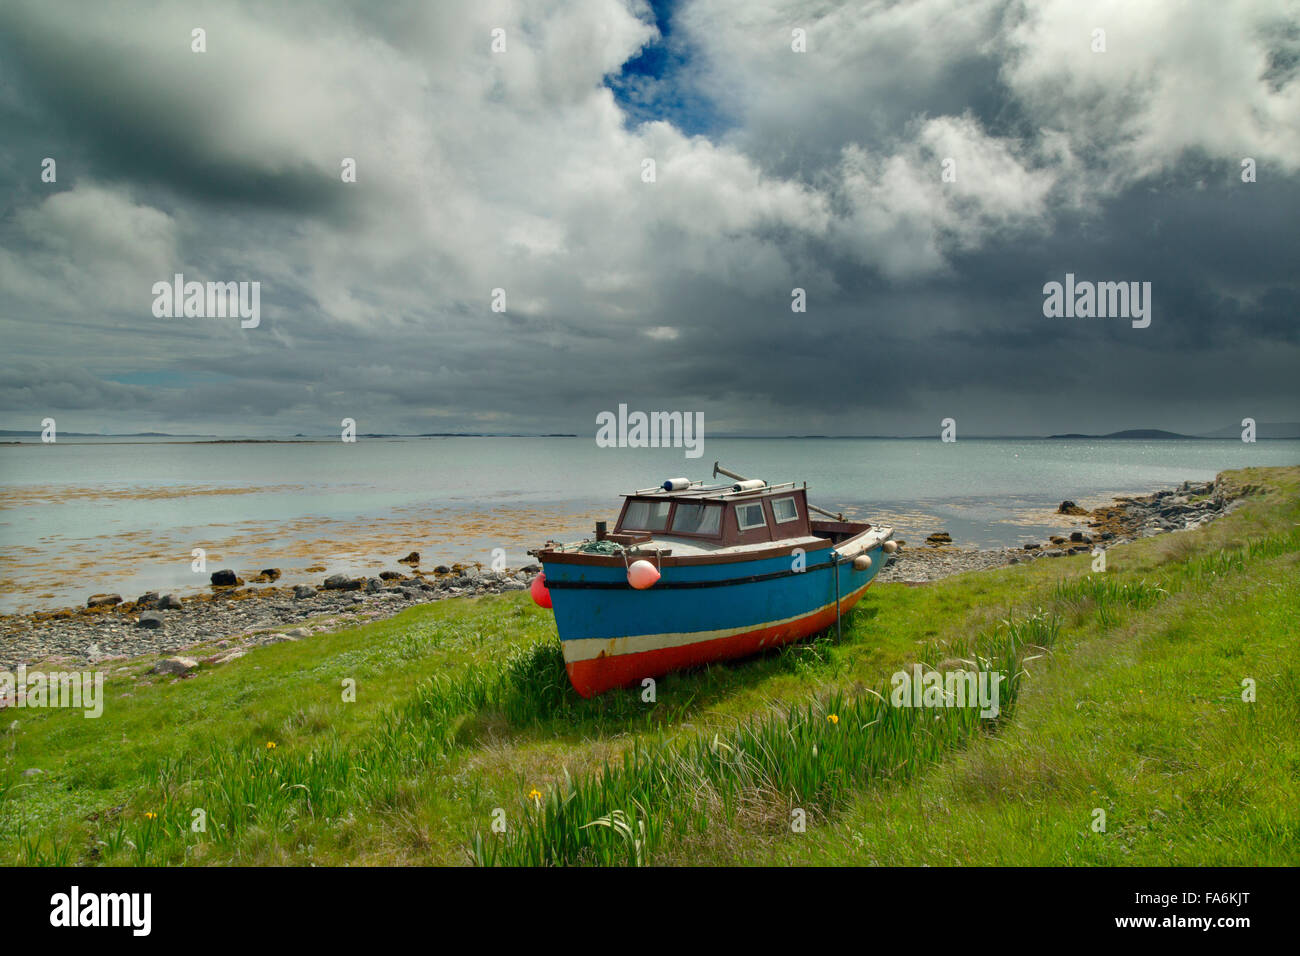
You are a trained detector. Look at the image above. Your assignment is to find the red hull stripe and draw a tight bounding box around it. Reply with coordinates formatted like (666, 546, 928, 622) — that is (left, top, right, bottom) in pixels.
(564, 582, 873, 697)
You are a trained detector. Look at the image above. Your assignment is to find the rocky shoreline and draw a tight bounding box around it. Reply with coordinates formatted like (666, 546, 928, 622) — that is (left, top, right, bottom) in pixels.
(876, 477, 1239, 582)
(0, 561, 541, 673)
(0, 478, 1241, 672)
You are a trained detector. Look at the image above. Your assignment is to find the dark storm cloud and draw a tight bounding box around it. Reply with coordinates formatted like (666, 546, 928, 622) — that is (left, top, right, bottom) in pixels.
(0, 0, 1296, 438)
(0, 2, 358, 218)
(0, 363, 155, 411)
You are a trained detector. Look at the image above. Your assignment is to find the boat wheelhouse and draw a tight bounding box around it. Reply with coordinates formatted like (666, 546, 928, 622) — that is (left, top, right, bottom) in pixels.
(533, 463, 896, 697)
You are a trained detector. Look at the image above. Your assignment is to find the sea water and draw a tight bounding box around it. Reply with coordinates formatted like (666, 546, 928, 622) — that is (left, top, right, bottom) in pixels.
(1, 436, 1296, 611)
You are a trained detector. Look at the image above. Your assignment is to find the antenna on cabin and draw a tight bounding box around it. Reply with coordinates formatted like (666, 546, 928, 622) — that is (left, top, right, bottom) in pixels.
(718, 460, 843, 521)
(712, 461, 750, 483)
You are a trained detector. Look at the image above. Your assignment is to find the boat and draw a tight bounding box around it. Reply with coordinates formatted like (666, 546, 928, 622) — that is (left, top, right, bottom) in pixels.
(531, 462, 897, 697)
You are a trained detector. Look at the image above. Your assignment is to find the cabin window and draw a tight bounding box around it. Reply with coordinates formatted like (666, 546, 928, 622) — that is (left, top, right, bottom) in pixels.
(735, 502, 767, 531)
(772, 496, 799, 523)
(622, 499, 670, 531)
(671, 502, 722, 535)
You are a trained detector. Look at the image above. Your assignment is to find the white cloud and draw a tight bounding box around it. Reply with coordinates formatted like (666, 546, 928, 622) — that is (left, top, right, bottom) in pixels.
(0, 184, 178, 314)
(832, 115, 1060, 279)
(1001, 0, 1300, 179)
(0, 0, 1295, 433)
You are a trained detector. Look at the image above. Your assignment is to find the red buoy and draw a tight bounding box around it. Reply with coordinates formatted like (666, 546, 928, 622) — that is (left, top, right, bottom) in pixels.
(529, 571, 552, 608)
(627, 559, 661, 590)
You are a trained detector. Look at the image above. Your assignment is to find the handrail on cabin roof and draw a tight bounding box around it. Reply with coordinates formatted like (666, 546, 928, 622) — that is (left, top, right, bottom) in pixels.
(623, 480, 799, 500)
(719, 482, 798, 499)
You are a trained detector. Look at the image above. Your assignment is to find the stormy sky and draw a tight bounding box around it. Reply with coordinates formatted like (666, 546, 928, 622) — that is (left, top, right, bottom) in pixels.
(0, 0, 1297, 437)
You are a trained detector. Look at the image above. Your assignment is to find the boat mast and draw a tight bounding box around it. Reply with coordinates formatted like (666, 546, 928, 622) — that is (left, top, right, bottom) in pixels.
(715, 460, 844, 522)
(711, 461, 749, 483)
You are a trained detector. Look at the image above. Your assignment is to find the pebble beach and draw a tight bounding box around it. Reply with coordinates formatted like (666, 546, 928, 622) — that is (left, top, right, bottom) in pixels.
(0, 477, 1239, 673)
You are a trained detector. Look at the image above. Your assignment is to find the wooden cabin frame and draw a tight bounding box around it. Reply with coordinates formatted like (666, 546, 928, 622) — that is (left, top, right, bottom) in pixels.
(612, 484, 817, 548)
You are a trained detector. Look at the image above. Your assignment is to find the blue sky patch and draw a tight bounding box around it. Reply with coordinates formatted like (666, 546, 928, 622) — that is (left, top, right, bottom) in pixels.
(605, 0, 729, 136)
(105, 370, 237, 388)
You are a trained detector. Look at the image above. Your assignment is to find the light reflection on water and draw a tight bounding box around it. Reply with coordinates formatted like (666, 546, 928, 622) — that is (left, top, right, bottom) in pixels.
(2, 436, 1296, 612)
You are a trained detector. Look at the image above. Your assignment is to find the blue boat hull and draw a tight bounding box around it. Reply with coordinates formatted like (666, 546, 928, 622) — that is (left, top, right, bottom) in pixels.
(542, 543, 884, 696)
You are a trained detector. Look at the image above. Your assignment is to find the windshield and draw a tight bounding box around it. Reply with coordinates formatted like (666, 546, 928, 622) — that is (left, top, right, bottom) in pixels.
(671, 502, 722, 535)
(621, 499, 670, 531)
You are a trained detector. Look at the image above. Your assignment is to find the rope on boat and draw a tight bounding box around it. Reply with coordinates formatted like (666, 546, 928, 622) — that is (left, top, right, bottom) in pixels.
(576, 539, 625, 555)
(832, 551, 842, 644)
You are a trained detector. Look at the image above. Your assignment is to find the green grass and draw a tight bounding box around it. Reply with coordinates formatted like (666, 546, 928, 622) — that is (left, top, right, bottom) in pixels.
(472, 610, 1065, 866)
(2, 466, 1297, 866)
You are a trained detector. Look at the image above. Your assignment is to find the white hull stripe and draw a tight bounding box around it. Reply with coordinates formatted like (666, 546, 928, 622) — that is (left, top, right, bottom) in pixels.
(562, 580, 873, 664)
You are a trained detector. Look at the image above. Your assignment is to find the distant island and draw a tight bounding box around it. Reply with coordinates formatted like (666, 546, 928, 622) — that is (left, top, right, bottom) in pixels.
(1046, 424, 1300, 440)
(0, 431, 583, 443)
(1046, 429, 1190, 440)
(2, 423, 1298, 441)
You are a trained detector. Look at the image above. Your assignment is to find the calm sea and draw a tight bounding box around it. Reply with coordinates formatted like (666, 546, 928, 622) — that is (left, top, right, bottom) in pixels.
(2, 437, 1296, 612)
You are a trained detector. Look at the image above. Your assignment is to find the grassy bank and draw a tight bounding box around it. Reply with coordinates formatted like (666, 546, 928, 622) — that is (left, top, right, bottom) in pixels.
(2, 467, 1296, 866)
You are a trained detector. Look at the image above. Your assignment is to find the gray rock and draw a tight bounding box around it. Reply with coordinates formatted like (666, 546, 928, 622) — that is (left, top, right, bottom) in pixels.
(157, 593, 183, 609)
(323, 574, 361, 591)
(293, 584, 318, 600)
(135, 591, 160, 608)
(210, 569, 239, 587)
(285, 628, 311, 638)
(87, 593, 122, 608)
(501, 580, 526, 591)
(365, 577, 383, 593)
(154, 656, 199, 676)
(137, 611, 165, 630)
